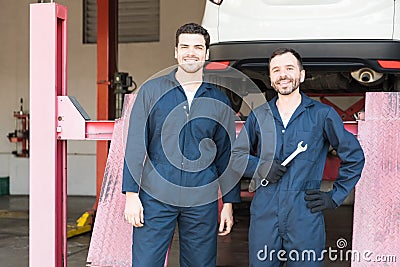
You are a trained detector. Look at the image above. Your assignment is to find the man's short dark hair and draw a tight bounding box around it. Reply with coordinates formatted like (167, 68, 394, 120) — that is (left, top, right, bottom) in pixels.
(176, 23, 210, 49)
(269, 48, 304, 70)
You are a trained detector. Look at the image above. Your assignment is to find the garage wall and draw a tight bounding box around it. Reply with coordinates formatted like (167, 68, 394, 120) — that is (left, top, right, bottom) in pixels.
(0, 0, 205, 195)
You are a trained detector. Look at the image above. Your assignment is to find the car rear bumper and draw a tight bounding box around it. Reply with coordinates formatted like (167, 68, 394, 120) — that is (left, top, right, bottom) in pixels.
(209, 40, 400, 73)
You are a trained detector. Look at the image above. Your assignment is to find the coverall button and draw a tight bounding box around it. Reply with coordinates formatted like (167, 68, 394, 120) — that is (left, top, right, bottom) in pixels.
(282, 129, 285, 133)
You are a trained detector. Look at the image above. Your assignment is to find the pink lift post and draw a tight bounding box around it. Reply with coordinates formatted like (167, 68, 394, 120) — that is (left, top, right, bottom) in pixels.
(30, 3, 114, 267)
(30, 3, 68, 266)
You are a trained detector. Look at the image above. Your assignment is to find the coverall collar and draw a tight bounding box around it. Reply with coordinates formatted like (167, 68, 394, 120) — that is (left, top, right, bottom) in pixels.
(267, 91, 315, 127)
(166, 68, 212, 97)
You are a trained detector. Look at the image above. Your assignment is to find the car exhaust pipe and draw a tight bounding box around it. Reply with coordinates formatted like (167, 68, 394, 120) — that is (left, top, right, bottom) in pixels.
(351, 68, 383, 84)
(360, 70, 373, 82)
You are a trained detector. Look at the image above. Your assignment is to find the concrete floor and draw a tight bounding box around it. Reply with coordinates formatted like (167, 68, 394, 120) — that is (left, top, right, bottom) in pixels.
(0, 195, 353, 266)
(0, 195, 93, 267)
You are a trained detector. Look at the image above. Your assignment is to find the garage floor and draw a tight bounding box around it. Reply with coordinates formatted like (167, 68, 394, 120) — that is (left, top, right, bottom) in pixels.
(0, 195, 353, 266)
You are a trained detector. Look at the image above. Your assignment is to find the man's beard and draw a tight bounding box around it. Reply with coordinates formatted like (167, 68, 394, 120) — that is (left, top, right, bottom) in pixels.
(272, 77, 300, 95)
(179, 62, 204, 73)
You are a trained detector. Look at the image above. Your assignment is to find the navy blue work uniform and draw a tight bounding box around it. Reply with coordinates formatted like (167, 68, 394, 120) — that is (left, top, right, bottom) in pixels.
(232, 93, 364, 267)
(122, 69, 241, 267)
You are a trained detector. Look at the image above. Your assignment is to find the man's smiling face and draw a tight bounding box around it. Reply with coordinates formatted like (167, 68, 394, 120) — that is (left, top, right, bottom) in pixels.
(175, 33, 209, 74)
(269, 52, 305, 95)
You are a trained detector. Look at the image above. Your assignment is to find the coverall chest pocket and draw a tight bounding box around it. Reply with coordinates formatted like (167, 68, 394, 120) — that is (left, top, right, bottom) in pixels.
(152, 105, 186, 136)
(293, 130, 318, 162)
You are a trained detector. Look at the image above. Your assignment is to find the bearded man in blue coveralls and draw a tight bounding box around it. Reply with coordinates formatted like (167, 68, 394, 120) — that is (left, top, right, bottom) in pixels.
(122, 23, 241, 267)
(232, 48, 365, 266)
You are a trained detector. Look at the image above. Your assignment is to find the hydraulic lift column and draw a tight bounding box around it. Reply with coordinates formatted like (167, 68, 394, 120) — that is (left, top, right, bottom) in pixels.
(29, 3, 115, 266)
(30, 3, 68, 266)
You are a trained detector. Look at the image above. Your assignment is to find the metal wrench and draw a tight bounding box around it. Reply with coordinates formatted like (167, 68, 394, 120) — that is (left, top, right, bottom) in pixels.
(281, 141, 308, 166)
(259, 141, 308, 187)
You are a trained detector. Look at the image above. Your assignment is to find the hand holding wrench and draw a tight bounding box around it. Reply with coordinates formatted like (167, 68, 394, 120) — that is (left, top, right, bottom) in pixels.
(260, 141, 308, 187)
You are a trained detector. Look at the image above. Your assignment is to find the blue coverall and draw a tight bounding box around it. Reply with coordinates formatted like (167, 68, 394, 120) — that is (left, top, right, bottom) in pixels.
(122, 69, 241, 267)
(232, 93, 364, 266)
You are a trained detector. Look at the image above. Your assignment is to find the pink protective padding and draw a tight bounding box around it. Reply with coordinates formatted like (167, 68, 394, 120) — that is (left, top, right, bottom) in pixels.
(87, 95, 135, 266)
(352, 92, 400, 266)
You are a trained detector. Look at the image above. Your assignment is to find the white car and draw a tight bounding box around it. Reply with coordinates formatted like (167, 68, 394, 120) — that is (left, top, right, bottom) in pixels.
(202, 0, 400, 111)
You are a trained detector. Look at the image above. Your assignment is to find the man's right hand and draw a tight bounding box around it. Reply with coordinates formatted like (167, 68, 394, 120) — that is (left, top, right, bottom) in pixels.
(265, 160, 287, 183)
(124, 192, 144, 227)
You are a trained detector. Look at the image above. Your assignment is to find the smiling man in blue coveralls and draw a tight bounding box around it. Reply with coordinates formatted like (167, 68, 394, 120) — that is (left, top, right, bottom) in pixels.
(232, 48, 365, 266)
(122, 23, 241, 267)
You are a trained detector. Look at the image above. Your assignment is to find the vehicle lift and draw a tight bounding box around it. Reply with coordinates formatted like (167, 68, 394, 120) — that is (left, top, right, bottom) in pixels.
(30, 3, 399, 267)
(29, 3, 117, 266)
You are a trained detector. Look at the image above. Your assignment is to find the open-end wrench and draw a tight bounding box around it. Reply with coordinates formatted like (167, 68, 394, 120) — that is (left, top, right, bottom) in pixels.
(259, 141, 308, 187)
(281, 141, 308, 166)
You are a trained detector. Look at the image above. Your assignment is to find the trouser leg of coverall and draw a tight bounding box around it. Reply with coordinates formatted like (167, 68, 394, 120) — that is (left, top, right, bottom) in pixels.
(249, 189, 326, 267)
(249, 202, 283, 266)
(132, 193, 178, 267)
(178, 201, 218, 267)
(248, 188, 283, 267)
(284, 211, 325, 267)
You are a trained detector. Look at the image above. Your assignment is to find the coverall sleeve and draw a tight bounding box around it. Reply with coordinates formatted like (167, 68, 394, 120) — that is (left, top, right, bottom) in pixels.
(231, 112, 273, 180)
(122, 85, 150, 194)
(215, 103, 241, 203)
(323, 108, 365, 206)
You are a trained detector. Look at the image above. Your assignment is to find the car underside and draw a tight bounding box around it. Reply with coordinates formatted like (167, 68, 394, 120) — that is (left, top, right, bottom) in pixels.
(205, 40, 400, 111)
